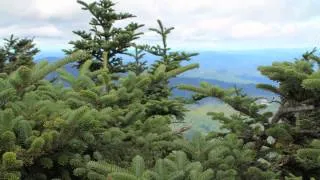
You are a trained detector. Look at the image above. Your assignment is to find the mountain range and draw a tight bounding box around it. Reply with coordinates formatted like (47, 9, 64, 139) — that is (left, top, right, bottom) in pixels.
(36, 48, 310, 98)
(36, 48, 309, 83)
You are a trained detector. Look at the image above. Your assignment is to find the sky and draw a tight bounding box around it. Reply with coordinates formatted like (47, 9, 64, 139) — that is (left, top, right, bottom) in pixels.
(0, 0, 320, 54)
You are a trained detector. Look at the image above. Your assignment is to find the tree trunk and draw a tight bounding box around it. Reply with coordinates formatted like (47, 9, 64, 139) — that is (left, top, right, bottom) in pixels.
(302, 173, 310, 180)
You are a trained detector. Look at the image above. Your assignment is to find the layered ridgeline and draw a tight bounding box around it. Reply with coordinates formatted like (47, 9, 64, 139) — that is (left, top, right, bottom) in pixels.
(36, 61, 276, 99)
(38, 48, 308, 100)
(0, 0, 320, 179)
(38, 47, 312, 97)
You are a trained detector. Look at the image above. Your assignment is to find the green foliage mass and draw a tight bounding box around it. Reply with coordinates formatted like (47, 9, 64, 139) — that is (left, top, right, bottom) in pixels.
(0, 35, 40, 74)
(64, 0, 144, 73)
(179, 49, 320, 179)
(0, 47, 198, 179)
(0, 0, 319, 179)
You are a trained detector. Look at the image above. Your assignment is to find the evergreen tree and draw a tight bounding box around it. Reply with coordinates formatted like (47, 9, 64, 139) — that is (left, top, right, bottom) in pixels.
(0, 48, 197, 179)
(126, 44, 148, 75)
(85, 151, 214, 180)
(2, 0, 320, 179)
(256, 49, 320, 179)
(140, 20, 199, 120)
(178, 49, 320, 180)
(143, 20, 198, 73)
(0, 35, 39, 74)
(64, 0, 143, 72)
(0, 1, 201, 177)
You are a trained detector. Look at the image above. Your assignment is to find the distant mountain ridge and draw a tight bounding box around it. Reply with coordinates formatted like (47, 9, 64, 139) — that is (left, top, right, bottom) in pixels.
(170, 77, 275, 99)
(35, 48, 302, 99)
(36, 57, 275, 99)
(35, 49, 306, 84)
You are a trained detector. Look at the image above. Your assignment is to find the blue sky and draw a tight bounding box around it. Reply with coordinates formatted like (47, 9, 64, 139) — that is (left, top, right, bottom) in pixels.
(0, 0, 320, 53)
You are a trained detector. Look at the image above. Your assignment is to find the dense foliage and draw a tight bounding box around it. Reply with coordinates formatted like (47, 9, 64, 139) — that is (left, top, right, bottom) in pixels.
(179, 49, 320, 180)
(0, 35, 39, 74)
(0, 0, 319, 179)
(64, 0, 143, 72)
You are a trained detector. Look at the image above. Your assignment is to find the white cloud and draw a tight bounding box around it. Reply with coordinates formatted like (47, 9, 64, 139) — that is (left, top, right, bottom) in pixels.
(30, 0, 82, 20)
(0, 0, 320, 51)
(0, 24, 63, 38)
(230, 21, 276, 39)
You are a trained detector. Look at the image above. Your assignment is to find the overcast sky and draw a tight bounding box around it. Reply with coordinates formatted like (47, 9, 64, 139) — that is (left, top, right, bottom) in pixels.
(0, 0, 320, 53)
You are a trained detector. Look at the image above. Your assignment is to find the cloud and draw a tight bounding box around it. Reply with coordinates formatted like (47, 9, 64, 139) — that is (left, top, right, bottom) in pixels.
(30, 0, 81, 20)
(0, 24, 63, 38)
(0, 0, 319, 52)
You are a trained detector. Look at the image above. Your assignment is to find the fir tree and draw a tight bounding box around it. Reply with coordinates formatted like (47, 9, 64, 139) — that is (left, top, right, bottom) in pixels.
(140, 20, 199, 120)
(179, 49, 320, 180)
(143, 20, 198, 73)
(126, 44, 148, 75)
(256, 49, 320, 179)
(0, 47, 197, 179)
(64, 0, 144, 72)
(3, 0, 320, 179)
(0, 35, 39, 74)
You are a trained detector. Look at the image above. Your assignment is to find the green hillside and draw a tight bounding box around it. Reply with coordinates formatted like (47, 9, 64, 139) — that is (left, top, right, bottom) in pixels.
(178, 100, 280, 139)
